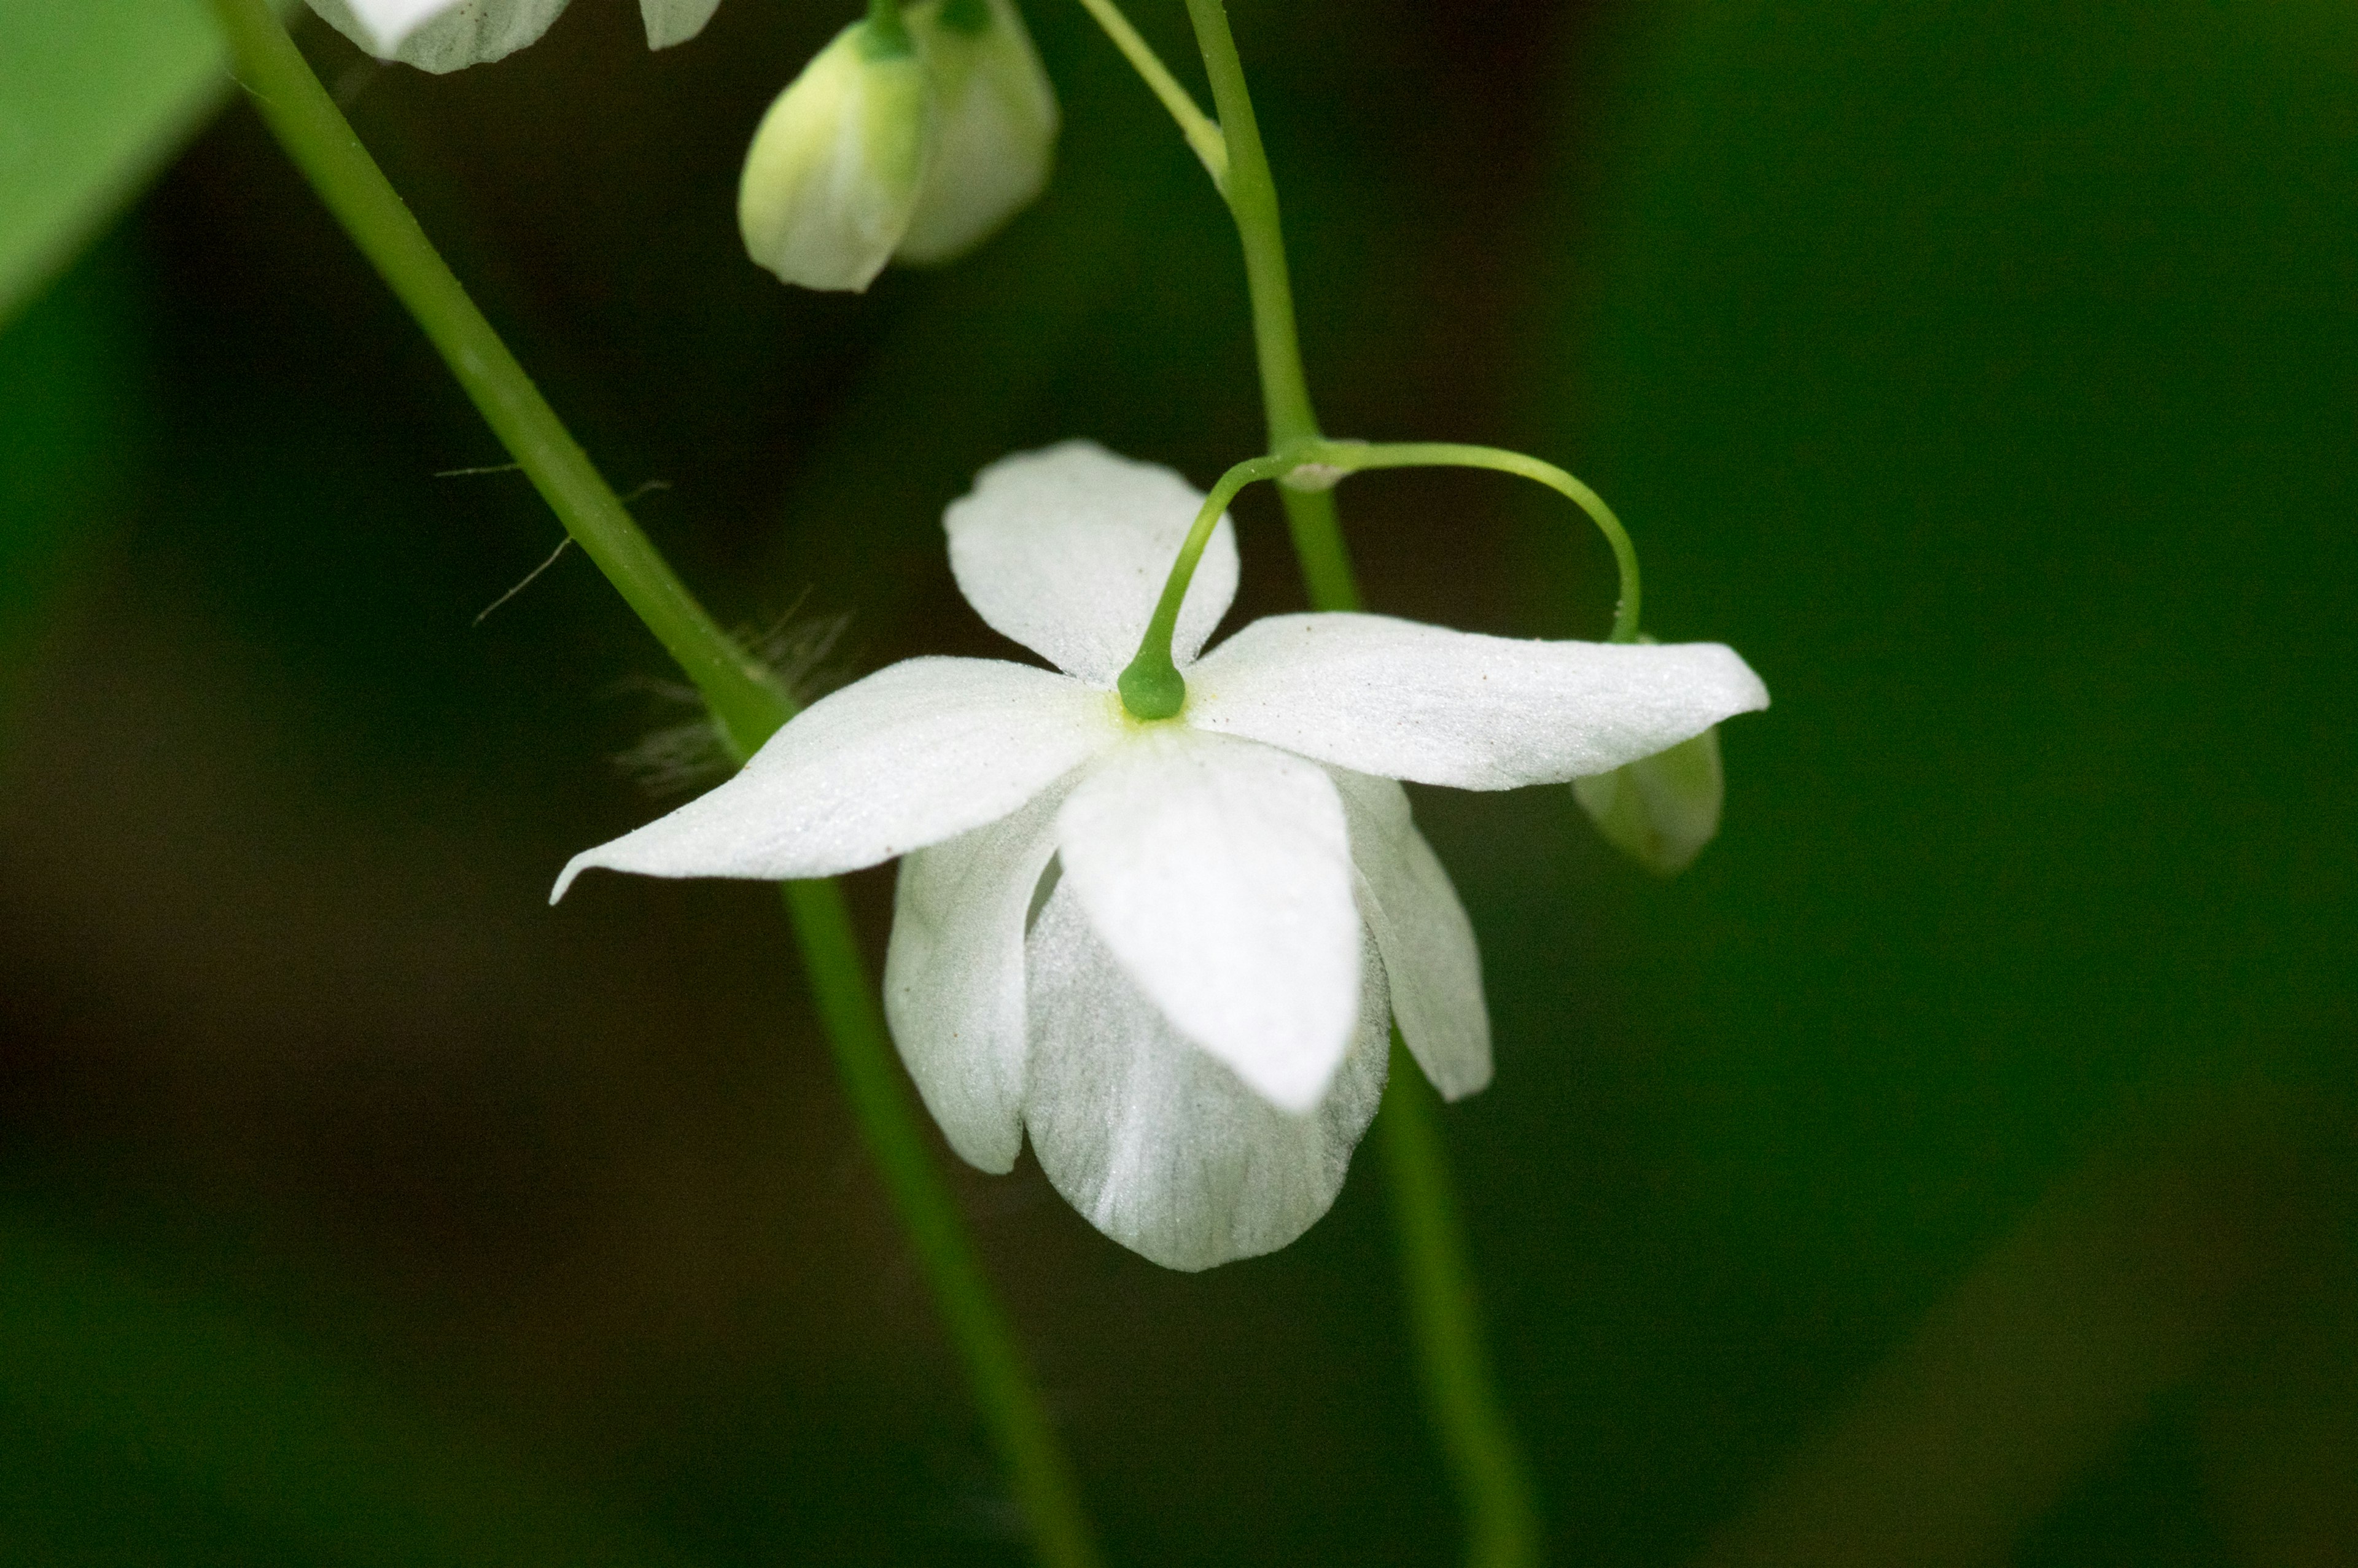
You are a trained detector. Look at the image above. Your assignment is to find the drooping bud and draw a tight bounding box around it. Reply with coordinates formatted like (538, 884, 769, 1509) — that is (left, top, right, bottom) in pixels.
(307, 0, 565, 72)
(1573, 725, 1726, 876)
(894, 0, 1060, 265)
(738, 19, 935, 292)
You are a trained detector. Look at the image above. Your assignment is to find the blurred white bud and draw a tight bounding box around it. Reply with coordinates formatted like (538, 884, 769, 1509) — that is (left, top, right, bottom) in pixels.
(737, 19, 934, 292)
(1573, 724, 1727, 876)
(895, 0, 1060, 265)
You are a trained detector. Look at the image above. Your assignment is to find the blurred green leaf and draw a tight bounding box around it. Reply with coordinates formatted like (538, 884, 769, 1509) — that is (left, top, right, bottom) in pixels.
(0, 0, 289, 327)
(0, 1214, 693, 1568)
(0, 231, 149, 728)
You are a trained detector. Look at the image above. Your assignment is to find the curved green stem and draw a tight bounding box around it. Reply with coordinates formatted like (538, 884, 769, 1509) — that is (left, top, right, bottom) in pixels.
(205, 6, 1099, 1564)
(1126, 442, 1640, 710)
(1117, 452, 1288, 717)
(1179, 0, 1363, 611)
(1294, 440, 1641, 643)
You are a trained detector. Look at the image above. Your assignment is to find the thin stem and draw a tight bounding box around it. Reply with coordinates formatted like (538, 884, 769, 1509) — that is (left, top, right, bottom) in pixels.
(1181, 0, 1315, 449)
(208, 6, 1100, 1563)
(1070, 0, 1229, 188)
(1299, 440, 1641, 643)
(1381, 1038, 1541, 1568)
(205, 0, 788, 763)
(782, 883, 1101, 1568)
(1175, 9, 1540, 1560)
(1117, 452, 1287, 717)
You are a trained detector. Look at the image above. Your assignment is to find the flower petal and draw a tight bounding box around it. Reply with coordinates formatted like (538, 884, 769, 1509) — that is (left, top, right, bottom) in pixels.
(639, 0, 722, 49)
(882, 777, 1075, 1174)
(1052, 728, 1360, 1112)
(1326, 769, 1491, 1100)
(1188, 613, 1770, 790)
(945, 441, 1239, 685)
(305, 0, 566, 71)
(553, 658, 1112, 899)
(1021, 880, 1390, 1271)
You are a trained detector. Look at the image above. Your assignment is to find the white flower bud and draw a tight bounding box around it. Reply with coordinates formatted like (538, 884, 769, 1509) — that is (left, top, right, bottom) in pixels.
(894, 0, 1060, 266)
(1573, 725, 1726, 876)
(737, 20, 935, 292)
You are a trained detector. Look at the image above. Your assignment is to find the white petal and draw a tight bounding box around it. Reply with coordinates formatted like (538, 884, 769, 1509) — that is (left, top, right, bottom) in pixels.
(945, 442, 1239, 685)
(1325, 769, 1491, 1100)
(553, 658, 1113, 898)
(882, 777, 1075, 1173)
(306, 0, 566, 71)
(639, 0, 721, 49)
(1021, 880, 1390, 1271)
(1052, 728, 1360, 1112)
(1188, 613, 1770, 790)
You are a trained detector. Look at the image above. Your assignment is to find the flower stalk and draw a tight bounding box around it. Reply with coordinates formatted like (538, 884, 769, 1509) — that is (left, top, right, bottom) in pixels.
(1120, 440, 1643, 724)
(204, 4, 1098, 1562)
(1170, 4, 1545, 1559)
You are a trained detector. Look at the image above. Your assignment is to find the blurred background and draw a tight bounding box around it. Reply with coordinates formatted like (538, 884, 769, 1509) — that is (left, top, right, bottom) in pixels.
(2, 0, 2354, 1562)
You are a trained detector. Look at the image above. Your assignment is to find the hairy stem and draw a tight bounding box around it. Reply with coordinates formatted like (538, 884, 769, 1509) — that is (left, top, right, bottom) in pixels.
(204, 6, 1098, 1562)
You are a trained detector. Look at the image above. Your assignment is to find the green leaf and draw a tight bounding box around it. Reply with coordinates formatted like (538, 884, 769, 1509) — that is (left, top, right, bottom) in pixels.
(0, 1213, 693, 1568)
(0, 0, 288, 327)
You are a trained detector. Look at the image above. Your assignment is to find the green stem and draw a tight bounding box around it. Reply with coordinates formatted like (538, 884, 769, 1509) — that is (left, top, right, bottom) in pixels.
(1296, 440, 1640, 643)
(1070, 0, 1229, 187)
(1116, 452, 1288, 717)
(208, 6, 1099, 1563)
(781, 883, 1101, 1568)
(1181, 0, 1315, 449)
(1177, 7, 1539, 1561)
(205, 0, 787, 763)
(1123, 439, 1640, 720)
(1382, 1039, 1541, 1568)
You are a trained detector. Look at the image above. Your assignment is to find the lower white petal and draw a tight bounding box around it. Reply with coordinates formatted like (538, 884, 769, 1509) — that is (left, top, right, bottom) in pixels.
(882, 777, 1075, 1174)
(1021, 882, 1390, 1271)
(1188, 613, 1769, 790)
(1326, 769, 1492, 1100)
(554, 657, 1113, 899)
(639, 0, 721, 49)
(1053, 728, 1360, 1114)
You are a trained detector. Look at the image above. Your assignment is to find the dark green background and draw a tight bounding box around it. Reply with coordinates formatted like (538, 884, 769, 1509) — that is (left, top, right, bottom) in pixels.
(2, 1, 2351, 1562)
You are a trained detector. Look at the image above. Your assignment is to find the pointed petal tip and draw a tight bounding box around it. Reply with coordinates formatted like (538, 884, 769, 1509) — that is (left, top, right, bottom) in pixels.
(549, 854, 594, 905)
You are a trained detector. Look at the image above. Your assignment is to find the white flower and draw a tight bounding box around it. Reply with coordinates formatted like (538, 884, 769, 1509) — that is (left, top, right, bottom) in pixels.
(308, 0, 720, 73)
(553, 441, 1768, 1268)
